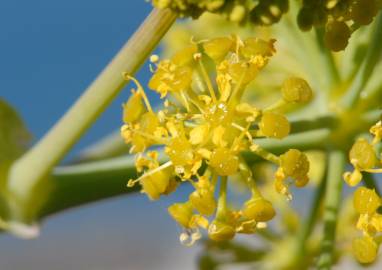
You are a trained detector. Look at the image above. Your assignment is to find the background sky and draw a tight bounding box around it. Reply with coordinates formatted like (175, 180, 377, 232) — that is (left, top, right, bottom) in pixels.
(0, 1, 199, 269)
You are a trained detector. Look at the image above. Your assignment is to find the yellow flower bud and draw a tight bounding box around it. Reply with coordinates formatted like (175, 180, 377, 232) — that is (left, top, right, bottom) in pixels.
(166, 136, 194, 167)
(280, 149, 310, 180)
(259, 112, 290, 139)
(140, 168, 172, 200)
(281, 77, 313, 103)
(242, 197, 276, 222)
(208, 220, 236, 241)
(350, 138, 377, 170)
(210, 147, 239, 176)
(168, 202, 193, 228)
(189, 188, 216, 216)
(352, 236, 379, 264)
(353, 186, 381, 215)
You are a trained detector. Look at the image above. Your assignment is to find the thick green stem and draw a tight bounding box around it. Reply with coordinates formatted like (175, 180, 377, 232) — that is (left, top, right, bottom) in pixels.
(341, 14, 382, 109)
(41, 154, 161, 217)
(317, 151, 345, 270)
(6, 9, 177, 204)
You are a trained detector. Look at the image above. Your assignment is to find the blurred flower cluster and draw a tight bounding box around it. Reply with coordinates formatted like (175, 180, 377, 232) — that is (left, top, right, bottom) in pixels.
(152, 0, 382, 51)
(344, 121, 382, 263)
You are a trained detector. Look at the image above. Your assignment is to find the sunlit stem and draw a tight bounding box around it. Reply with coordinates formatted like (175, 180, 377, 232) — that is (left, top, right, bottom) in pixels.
(6, 9, 177, 208)
(317, 151, 345, 270)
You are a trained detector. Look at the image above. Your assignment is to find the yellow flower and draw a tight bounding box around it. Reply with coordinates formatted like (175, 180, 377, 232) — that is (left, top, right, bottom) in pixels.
(121, 35, 312, 245)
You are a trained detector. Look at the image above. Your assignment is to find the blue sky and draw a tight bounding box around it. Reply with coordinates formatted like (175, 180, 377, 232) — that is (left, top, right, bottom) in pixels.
(0, 2, 201, 269)
(0, 0, 159, 156)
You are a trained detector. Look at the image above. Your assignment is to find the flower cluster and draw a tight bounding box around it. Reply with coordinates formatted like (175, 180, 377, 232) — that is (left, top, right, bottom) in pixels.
(352, 186, 382, 263)
(152, 0, 289, 24)
(121, 35, 313, 245)
(344, 120, 382, 186)
(343, 120, 382, 263)
(152, 0, 382, 52)
(298, 0, 382, 51)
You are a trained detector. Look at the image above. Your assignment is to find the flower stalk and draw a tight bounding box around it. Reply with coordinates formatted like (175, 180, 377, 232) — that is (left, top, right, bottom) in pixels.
(317, 150, 345, 270)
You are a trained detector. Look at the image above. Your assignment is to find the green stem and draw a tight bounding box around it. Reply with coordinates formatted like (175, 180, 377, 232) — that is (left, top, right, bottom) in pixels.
(291, 166, 327, 267)
(216, 176, 228, 220)
(34, 127, 331, 219)
(6, 9, 177, 205)
(340, 14, 382, 109)
(252, 128, 330, 153)
(42, 155, 144, 217)
(317, 151, 345, 270)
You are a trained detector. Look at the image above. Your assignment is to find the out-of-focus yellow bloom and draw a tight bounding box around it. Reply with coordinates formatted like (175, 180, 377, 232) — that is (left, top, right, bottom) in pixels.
(344, 121, 382, 186)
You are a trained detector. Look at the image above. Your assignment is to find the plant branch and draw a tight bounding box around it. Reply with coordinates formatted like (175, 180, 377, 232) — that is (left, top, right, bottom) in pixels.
(291, 164, 327, 267)
(6, 9, 177, 210)
(37, 128, 330, 219)
(316, 150, 345, 270)
(40, 154, 167, 217)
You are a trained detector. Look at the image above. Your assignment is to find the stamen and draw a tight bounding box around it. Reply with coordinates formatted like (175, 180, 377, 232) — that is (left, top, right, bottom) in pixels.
(264, 99, 287, 112)
(228, 65, 248, 106)
(230, 123, 251, 151)
(194, 53, 217, 102)
(123, 73, 153, 112)
(364, 168, 382, 173)
(127, 161, 173, 187)
(180, 90, 191, 112)
(250, 144, 280, 164)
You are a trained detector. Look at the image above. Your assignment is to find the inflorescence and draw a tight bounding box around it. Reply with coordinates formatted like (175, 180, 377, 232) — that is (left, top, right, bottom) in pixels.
(121, 35, 313, 245)
(344, 120, 382, 263)
(152, 0, 382, 51)
(152, 0, 289, 25)
(298, 0, 382, 51)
